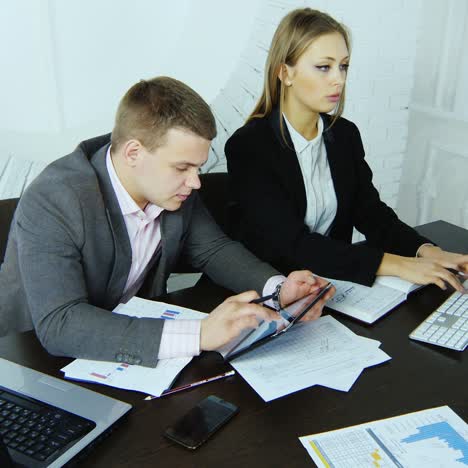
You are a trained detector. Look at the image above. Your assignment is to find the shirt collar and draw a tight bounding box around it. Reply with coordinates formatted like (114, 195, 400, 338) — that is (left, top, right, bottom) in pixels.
(106, 146, 164, 220)
(283, 114, 324, 153)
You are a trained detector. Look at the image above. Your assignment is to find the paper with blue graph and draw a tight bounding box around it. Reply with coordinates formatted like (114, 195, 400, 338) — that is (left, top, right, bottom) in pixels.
(61, 297, 207, 396)
(299, 406, 468, 467)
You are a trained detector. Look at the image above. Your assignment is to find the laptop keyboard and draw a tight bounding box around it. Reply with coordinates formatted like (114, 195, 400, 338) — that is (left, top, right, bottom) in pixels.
(0, 386, 95, 465)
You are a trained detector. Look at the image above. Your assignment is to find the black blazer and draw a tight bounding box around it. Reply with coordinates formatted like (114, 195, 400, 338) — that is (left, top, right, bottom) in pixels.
(225, 110, 431, 286)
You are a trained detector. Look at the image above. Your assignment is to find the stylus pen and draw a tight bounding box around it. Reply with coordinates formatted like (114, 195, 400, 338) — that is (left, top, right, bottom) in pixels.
(250, 284, 328, 306)
(250, 294, 274, 304)
(143, 370, 236, 400)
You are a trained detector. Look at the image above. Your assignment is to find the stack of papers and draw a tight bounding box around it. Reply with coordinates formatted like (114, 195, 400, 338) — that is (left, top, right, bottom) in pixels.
(229, 315, 391, 401)
(61, 297, 207, 397)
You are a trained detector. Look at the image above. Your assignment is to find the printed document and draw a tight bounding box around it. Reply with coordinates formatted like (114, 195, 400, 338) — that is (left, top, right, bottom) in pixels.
(300, 406, 468, 468)
(61, 297, 207, 396)
(229, 315, 390, 401)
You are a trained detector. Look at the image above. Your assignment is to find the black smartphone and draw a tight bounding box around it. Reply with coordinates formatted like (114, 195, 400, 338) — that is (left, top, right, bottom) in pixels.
(163, 395, 239, 450)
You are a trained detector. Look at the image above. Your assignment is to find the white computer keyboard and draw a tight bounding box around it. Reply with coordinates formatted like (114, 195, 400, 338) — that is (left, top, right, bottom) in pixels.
(410, 281, 468, 351)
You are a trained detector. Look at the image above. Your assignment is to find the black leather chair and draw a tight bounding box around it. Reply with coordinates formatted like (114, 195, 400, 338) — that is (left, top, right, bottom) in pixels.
(0, 198, 19, 264)
(173, 172, 232, 274)
(198, 172, 231, 235)
(0, 197, 34, 336)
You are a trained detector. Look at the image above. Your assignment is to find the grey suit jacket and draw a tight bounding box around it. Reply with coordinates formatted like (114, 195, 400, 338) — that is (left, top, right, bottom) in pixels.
(0, 134, 278, 367)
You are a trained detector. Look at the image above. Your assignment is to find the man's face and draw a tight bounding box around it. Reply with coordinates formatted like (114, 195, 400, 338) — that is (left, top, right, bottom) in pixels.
(130, 128, 210, 211)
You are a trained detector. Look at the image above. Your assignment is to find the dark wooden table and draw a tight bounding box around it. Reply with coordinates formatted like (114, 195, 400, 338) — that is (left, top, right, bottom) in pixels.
(0, 221, 467, 467)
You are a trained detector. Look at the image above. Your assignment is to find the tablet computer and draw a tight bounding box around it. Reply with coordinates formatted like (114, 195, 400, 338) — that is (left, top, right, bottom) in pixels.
(220, 283, 332, 361)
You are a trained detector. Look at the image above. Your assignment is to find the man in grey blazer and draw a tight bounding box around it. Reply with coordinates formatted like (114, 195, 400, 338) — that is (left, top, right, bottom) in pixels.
(0, 77, 331, 367)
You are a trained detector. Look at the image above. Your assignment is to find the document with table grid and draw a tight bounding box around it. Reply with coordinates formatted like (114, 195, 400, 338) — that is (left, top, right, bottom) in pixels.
(229, 315, 390, 401)
(299, 406, 468, 468)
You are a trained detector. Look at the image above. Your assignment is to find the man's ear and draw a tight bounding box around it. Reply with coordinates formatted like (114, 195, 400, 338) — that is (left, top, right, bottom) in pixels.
(122, 140, 142, 167)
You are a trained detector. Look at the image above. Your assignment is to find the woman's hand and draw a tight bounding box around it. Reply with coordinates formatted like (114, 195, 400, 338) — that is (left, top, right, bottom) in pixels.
(378, 251, 467, 292)
(418, 245, 468, 275)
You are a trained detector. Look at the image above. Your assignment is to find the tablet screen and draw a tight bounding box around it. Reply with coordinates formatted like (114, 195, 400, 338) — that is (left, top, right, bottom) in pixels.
(220, 285, 331, 360)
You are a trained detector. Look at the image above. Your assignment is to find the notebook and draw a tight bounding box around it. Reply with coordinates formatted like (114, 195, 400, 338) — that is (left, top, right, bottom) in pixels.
(0, 358, 131, 467)
(325, 276, 423, 324)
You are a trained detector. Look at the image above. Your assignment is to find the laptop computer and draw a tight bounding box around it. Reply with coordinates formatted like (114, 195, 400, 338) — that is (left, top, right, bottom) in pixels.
(0, 358, 132, 467)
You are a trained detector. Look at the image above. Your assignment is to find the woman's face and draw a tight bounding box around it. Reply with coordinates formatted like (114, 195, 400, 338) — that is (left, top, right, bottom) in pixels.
(282, 32, 349, 115)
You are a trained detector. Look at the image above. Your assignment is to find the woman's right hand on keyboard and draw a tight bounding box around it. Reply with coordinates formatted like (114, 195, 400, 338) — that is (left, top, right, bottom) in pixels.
(377, 251, 468, 292)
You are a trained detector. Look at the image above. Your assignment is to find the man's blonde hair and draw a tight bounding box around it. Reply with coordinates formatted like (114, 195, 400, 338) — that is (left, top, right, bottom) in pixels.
(111, 76, 217, 151)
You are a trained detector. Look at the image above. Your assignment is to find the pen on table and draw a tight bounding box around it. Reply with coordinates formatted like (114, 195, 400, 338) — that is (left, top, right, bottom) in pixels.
(143, 370, 236, 400)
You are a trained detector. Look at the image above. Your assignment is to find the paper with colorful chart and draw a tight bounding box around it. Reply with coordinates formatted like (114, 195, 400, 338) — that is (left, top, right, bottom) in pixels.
(61, 297, 207, 396)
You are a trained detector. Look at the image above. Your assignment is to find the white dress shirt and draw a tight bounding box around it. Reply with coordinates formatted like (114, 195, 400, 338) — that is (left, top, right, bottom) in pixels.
(284, 114, 337, 236)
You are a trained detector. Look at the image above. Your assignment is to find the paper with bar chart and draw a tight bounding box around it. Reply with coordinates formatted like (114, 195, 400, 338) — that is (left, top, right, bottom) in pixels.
(61, 297, 207, 396)
(299, 406, 468, 467)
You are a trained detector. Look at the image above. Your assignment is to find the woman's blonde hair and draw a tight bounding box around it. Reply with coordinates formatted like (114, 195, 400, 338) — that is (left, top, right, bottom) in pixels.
(248, 8, 350, 132)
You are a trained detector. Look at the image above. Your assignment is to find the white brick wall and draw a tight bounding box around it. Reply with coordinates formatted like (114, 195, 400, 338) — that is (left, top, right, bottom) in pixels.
(0, 156, 46, 200)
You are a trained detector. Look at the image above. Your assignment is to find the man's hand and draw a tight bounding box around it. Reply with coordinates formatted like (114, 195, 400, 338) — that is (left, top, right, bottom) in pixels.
(281, 270, 335, 322)
(200, 291, 280, 351)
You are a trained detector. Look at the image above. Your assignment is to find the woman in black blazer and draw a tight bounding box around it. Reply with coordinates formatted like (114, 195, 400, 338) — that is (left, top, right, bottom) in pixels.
(226, 8, 467, 289)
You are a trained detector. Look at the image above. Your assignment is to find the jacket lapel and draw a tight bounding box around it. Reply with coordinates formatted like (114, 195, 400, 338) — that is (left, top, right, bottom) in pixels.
(267, 109, 307, 217)
(90, 145, 132, 301)
(155, 208, 183, 291)
(322, 114, 346, 232)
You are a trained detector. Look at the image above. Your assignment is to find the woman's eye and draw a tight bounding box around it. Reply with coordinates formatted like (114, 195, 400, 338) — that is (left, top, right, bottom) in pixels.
(316, 65, 330, 72)
(340, 63, 350, 72)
